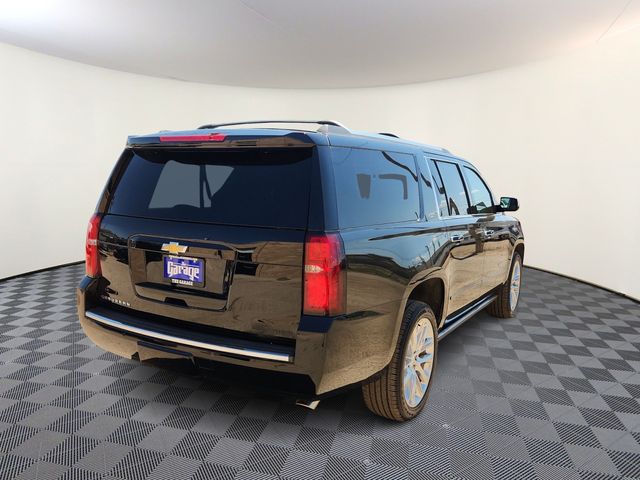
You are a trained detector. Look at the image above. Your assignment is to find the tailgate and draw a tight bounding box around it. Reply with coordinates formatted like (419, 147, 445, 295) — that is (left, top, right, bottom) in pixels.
(98, 217, 305, 340)
(94, 146, 312, 340)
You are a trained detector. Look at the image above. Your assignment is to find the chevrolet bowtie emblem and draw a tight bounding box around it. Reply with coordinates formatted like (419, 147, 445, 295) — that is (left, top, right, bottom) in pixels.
(161, 242, 188, 255)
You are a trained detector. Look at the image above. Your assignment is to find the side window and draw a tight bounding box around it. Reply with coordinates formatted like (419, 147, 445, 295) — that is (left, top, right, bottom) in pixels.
(331, 148, 420, 228)
(435, 161, 470, 216)
(428, 159, 448, 217)
(463, 167, 494, 213)
(418, 157, 440, 220)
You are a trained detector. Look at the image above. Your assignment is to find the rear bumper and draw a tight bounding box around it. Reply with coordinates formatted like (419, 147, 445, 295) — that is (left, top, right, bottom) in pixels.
(77, 276, 398, 397)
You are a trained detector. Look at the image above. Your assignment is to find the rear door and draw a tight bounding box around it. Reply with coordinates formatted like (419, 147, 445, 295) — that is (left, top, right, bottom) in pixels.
(97, 146, 315, 340)
(429, 158, 487, 314)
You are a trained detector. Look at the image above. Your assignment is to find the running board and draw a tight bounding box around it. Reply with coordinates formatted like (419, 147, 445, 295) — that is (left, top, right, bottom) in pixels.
(437, 295, 497, 340)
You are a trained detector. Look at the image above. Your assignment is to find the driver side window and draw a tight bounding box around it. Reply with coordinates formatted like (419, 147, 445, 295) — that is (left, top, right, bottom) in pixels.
(463, 167, 493, 213)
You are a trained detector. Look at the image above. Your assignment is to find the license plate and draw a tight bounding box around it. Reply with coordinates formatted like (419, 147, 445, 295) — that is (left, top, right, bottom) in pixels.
(163, 256, 204, 287)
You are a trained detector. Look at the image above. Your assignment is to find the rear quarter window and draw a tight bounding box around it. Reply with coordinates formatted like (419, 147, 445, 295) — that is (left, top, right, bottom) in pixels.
(108, 148, 312, 229)
(330, 147, 420, 228)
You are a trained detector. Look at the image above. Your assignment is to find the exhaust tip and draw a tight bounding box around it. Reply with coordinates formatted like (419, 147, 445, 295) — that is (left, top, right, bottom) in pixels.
(295, 399, 320, 410)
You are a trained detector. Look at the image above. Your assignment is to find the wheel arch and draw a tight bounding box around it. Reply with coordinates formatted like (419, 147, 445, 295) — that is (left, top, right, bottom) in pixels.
(377, 272, 448, 376)
(405, 275, 447, 330)
(513, 242, 525, 263)
(500, 240, 525, 285)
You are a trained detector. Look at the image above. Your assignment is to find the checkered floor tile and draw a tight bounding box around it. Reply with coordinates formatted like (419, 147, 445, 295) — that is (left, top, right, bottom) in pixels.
(0, 264, 639, 479)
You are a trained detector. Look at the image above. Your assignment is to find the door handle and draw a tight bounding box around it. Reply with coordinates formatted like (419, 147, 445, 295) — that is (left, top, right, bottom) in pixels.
(484, 229, 495, 237)
(450, 234, 465, 243)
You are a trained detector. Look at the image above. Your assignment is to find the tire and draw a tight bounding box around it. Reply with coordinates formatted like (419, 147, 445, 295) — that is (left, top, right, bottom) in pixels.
(362, 301, 438, 421)
(487, 252, 523, 318)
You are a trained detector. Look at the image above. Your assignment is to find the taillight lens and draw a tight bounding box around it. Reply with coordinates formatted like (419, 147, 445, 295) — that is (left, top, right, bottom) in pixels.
(303, 233, 345, 316)
(85, 214, 102, 277)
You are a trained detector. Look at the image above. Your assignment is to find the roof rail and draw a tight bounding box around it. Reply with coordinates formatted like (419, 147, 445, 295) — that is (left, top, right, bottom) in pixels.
(197, 120, 350, 134)
(378, 132, 399, 138)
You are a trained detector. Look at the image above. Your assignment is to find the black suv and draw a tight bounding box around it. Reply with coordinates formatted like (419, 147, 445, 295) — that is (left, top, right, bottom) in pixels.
(77, 120, 524, 421)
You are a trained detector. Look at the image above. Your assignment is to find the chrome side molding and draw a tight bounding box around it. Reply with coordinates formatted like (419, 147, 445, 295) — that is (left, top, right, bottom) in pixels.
(85, 310, 293, 363)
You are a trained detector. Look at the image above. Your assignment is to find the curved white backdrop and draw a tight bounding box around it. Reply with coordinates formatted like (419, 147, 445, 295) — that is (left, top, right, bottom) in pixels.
(1, 30, 639, 299)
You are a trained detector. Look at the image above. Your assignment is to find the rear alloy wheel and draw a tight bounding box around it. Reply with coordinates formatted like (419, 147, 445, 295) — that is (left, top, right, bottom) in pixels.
(487, 252, 523, 318)
(362, 301, 438, 421)
(403, 316, 436, 407)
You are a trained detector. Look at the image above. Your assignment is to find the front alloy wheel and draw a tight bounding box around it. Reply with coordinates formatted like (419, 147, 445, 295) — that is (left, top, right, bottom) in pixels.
(487, 252, 523, 318)
(509, 258, 522, 311)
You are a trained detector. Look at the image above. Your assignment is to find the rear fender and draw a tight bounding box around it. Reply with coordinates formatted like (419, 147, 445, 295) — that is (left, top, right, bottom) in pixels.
(382, 268, 449, 368)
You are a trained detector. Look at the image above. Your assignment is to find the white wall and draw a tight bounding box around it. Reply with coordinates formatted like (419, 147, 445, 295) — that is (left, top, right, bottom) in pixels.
(1, 30, 639, 299)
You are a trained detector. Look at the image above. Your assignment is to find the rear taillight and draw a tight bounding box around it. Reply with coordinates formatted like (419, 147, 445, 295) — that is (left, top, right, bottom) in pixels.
(85, 213, 102, 277)
(303, 233, 345, 316)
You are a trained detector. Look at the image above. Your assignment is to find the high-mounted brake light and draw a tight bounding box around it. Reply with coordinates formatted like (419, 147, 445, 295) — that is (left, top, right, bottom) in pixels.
(303, 233, 346, 316)
(159, 133, 227, 142)
(85, 213, 102, 277)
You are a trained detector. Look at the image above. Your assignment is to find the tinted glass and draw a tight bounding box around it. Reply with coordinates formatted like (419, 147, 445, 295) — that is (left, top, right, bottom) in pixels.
(419, 157, 440, 220)
(331, 148, 419, 228)
(435, 161, 470, 216)
(463, 167, 493, 213)
(429, 159, 448, 217)
(109, 148, 312, 228)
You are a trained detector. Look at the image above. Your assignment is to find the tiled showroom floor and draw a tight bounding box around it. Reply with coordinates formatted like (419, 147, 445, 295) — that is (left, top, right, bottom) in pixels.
(0, 264, 639, 479)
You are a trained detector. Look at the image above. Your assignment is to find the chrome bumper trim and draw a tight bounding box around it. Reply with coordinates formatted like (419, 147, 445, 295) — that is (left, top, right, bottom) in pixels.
(85, 310, 293, 363)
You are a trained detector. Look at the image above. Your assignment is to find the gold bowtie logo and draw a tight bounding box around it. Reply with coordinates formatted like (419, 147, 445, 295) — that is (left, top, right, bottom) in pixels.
(161, 242, 188, 255)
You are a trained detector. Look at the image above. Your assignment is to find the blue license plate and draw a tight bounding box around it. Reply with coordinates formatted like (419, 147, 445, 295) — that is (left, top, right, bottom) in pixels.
(164, 256, 204, 286)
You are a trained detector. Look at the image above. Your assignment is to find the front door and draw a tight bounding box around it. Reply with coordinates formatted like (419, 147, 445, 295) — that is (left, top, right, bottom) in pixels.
(460, 165, 510, 290)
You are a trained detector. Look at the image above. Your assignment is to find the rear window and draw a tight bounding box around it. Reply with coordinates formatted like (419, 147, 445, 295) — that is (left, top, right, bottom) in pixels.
(331, 147, 420, 228)
(108, 148, 312, 228)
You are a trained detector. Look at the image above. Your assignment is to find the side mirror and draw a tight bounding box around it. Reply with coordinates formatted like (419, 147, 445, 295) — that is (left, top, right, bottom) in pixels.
(499, 197, 519, 212)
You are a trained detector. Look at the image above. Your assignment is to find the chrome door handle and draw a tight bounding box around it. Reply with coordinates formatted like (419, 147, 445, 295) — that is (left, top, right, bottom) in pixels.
(450, 234, 465, 243)
(484, 229, 495, 237)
